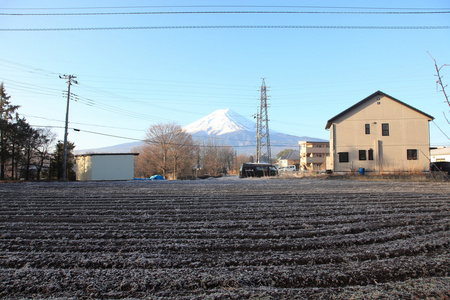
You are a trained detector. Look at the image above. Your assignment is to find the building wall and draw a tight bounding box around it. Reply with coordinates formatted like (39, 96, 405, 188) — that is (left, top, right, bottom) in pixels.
(76, 154, 136, 181)
(299, 141, 329, 171)
(328, 95, 431, 173)
(76, 156, 92, 181)
(279, 158, 297, 168)
(91, 155, 135, 180)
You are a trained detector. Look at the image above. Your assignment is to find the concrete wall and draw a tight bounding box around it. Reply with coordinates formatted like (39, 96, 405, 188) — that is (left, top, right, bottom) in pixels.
(328, 94, 432, 173)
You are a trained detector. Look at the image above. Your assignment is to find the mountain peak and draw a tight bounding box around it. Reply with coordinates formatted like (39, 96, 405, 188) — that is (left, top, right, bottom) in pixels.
(183, 109, 255, 135)
(77, 109, 327, 155)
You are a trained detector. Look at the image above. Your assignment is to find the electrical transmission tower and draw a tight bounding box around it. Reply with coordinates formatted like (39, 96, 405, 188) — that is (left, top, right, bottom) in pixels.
(256, 78, 271, 163)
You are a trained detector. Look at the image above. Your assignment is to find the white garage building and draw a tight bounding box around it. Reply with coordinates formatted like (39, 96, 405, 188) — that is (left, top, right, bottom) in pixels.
(76, 153, 139, 181)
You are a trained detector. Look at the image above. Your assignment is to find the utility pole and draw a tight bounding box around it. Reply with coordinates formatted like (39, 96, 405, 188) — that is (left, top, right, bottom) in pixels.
(257, 78, 271, 163)
(60, 74, 77, 181)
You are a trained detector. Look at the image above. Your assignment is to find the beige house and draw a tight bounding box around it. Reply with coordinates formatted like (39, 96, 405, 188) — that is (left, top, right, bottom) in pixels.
(299, 141, 329, 171)
(76, 153, 139, 181)
(325, 91, 434, 173)
(278, 150, 300, 169)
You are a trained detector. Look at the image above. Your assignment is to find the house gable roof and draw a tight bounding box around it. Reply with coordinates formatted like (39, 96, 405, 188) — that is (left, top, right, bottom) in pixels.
(279, 150, 299, 161)
(325, 90, 434, 129)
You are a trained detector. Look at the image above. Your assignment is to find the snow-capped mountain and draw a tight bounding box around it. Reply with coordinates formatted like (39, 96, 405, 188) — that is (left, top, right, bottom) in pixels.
(183, 109, 326, 155)
(77, 109, 326, 155)
(183, 109, 255, 136)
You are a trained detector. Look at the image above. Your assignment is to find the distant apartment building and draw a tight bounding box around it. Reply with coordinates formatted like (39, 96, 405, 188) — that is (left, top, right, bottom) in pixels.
(298, 141, 329, 171)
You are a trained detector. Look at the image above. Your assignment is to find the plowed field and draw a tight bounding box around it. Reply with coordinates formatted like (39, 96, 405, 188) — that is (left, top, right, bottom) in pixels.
(0, 178, 449, 299)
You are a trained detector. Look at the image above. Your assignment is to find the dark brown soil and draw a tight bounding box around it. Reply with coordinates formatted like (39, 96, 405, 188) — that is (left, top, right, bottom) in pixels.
(0, 178, 449, 299)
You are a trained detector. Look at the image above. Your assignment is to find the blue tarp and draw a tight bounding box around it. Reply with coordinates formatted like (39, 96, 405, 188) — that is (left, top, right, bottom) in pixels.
(134, 175, 165, 181)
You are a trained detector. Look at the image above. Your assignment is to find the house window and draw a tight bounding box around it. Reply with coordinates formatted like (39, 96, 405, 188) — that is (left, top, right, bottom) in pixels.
(407, 149, 418, 160)
(338, 152, 349, 163)
(368, 149, 374, 161)
(359, 150, 366, 160)
(382, 123, 389, 136)
(365, 124, 370, 134)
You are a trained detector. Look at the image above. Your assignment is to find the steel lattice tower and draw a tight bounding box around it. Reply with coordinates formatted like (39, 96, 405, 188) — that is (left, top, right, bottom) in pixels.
(256, 78, 271, 163)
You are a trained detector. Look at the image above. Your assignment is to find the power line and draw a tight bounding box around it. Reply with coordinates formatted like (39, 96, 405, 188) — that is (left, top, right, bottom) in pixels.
(77, 128, 302, 148)
(432, 121, 450, 141)
(0, 58, 59, 76)
(2, 10, 450, 16)
(33, 125, 295, 148)
(2, 25, 449, 31)
(2, 5, 449, 10)
(24, 114, 145, 132)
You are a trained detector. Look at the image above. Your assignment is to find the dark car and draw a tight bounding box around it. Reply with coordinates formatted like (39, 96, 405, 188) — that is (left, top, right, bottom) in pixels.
(431, 162, 450, 175)
(239, 163, 278, 178)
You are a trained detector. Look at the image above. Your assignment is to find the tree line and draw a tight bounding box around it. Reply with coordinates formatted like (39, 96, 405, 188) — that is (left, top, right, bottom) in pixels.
(1, 82, 250, 181)
(134, 122, 249, 179)
(0, 83, 74, 181)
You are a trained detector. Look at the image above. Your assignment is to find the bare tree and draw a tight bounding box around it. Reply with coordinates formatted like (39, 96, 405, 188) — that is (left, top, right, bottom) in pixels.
(234, 153, 251, 174)
(145, 123, 176, 178)
(33, 128, 56, 180)
(200, 139, 221, 177)
(428, 52, 450, 125)
(142, 123, 196, 179)
(133, 145, 156, 178)
(169, 130, 197, 179)
(199, 138, 235, 177)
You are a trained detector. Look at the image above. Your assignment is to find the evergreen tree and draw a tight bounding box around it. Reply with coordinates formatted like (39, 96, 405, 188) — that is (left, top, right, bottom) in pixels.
(50, 141, 76, 181)
(18, 121, 40, 181)
(0, 82, 20, 180)
(9, 118, 31, 180)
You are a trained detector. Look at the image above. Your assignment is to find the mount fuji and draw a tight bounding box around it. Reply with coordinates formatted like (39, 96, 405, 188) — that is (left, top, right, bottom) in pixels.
(183, 109, 255, 136)
(77, 109, 326, 155)
(183, 109, 325, 155)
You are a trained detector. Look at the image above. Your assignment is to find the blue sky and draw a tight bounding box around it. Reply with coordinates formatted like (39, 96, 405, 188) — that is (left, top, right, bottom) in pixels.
(0, 0, 449, 151)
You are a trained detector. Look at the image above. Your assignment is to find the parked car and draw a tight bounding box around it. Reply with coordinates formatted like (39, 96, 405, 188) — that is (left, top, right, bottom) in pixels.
(431, 162, 450, 175)
(278, 165, 296, 172)
(239, 163, 278, 178)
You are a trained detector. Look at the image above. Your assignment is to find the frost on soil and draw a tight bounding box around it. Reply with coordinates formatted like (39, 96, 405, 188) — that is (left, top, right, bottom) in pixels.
(0, 178, 449, 299)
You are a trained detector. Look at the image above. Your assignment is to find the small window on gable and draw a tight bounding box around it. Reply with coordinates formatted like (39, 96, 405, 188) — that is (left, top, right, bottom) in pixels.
(382, 123, 389, 136)
(368, 149, 374, 161)
(338, 152, 349, 163)
(365, 124, 370, 134)
(407, 149, 418, 160)
(359, 150, 366, 160)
